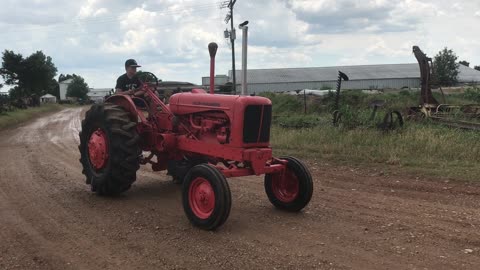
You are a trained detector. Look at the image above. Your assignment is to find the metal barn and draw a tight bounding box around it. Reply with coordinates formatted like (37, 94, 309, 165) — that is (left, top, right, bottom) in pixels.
(223, 63, 480, 93)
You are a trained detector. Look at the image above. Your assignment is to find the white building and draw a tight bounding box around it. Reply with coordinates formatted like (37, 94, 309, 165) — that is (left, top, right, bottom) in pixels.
(59, 78, 73, 101)
(88, 88, 112, 103)
(40, 94, 57, 103)
(201, 75, 229, 87)
(217, 63, 480, 93)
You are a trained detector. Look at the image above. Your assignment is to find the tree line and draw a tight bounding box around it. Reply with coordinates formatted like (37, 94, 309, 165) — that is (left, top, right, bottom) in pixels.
(0, 50, 89, 104)
(459, 60, 480, 71)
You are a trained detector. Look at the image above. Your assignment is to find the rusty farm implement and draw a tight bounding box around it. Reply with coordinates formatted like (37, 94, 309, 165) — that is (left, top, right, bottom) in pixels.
(408, 46, 480, 130)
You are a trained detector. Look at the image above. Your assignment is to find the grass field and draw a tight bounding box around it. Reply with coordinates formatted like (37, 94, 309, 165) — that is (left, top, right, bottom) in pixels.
(0, 104, 65, 130)
(265, 89, 480, 182)
(271, 123, 480, 181)
(1, 90, 478, 181)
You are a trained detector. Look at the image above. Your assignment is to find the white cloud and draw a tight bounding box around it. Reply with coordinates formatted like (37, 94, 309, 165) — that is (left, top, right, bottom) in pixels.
(78, 0, 101, 18)
(286, 0, 443, 33)
(94, 8, 108, 17)
(0, 0, 479, 89)
(451, 3, 463, 11)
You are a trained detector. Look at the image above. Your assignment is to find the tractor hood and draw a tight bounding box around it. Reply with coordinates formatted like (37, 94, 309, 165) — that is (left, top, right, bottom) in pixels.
(169, 91, 271, 115)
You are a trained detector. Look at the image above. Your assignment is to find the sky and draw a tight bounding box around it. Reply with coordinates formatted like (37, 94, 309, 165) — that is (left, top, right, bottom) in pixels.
(0, 0, 479, 91)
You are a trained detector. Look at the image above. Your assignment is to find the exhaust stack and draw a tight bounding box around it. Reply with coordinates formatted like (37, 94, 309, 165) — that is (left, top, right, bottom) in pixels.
(208, 42, 218, 94)
(239, 21, 249, 95)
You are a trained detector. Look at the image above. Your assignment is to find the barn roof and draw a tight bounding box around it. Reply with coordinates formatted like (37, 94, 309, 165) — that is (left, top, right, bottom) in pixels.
(229, 63, 480, 84)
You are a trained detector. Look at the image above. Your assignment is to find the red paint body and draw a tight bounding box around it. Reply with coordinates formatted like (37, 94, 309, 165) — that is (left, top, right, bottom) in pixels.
(79, 42, 312, 231)
(104, 82, 284, 178)
(88, 128, 109, 170)
(104, 42, 285, 179)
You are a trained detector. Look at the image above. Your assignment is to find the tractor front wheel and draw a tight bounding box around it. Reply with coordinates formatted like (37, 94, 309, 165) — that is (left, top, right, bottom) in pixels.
(182, 164, 231, 230)
(265, 156, 313, 212)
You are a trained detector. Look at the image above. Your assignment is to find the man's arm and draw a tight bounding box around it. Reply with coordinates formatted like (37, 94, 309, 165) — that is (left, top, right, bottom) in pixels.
(115, 77, 123, 93)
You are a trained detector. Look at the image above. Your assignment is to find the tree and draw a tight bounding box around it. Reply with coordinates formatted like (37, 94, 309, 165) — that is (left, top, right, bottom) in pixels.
(475, 66, 480, 71)
(459, 60, 470, 67)
(433, 47, 459, 86)
(59, 73, 75, 82)
(46, 78, 60, 99)
(218, 82, 234, 94)
(0, 50, 57, 98)
(66, 75, 89, 99)
(0, 50, 23, 86)
(8, 86, 26, 100)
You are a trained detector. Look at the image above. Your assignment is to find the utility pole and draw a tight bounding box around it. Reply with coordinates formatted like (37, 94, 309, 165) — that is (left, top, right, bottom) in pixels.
(221, 0, 237, 94)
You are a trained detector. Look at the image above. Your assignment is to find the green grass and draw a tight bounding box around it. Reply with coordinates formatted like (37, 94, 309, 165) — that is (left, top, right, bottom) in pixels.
(463, 87, 480, 103)
(261, 89, 477, 115)
(0, 104, 64, 130)
(270, 122, 480, 182)
(262, 90, 480, 182)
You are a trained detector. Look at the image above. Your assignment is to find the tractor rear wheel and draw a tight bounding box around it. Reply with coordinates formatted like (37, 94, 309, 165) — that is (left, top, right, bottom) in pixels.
(79, 103, 140, 196)
(265, 156, 313, 212)
(182, 164, 231, 230)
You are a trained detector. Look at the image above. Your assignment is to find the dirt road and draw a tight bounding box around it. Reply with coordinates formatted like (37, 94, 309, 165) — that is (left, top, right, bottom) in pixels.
(0, 107, 479, 269)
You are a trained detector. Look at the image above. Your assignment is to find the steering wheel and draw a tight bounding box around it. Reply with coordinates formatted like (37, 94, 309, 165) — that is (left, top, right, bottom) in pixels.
(137, 71, 159, 87)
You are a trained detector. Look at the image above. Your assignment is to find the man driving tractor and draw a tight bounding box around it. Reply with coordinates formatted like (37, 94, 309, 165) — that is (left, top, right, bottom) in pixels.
(115, 58, 174, 178)
(115, 59, 142, 94)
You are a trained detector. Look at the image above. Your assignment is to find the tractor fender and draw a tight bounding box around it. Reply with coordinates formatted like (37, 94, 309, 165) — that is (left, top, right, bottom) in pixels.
(105, 94, 147, 123)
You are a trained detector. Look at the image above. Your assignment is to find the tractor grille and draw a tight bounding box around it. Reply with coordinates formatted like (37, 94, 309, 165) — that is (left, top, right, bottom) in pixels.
(243, 105, 272, 143)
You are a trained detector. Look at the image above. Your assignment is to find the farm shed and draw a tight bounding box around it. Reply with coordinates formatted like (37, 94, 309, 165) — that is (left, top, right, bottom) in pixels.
(222, 63, 480, 93)
(40, 94, 57, 103)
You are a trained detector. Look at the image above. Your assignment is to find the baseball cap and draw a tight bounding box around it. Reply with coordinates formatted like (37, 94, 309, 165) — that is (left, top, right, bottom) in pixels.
(125, 59, 141, 67)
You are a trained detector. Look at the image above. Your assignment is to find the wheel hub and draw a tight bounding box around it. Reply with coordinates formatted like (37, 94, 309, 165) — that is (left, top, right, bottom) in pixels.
(189, 177, 215, 219)
(272, 169, 299, 203)
(88, 128, 108, 170)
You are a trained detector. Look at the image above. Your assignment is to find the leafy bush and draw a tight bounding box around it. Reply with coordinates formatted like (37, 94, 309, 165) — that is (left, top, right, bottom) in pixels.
(260, 92, 303, 115)
(335, 106, 378, 129)
(263, 89, 480, 112)
(463, 87, 480, 103)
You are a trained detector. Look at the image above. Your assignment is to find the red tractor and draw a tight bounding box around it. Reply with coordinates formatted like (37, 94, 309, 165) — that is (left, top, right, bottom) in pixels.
(79, 43, 313, 230)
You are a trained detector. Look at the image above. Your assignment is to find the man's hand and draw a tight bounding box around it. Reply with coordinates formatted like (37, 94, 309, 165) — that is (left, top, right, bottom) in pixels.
(121, 89, 135, 95)
(115, 88, 134, 95)
(133, 90, 145, 97)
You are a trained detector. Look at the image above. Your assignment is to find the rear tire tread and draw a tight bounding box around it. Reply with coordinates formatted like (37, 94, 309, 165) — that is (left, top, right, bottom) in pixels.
(79, 103, 140, 196)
